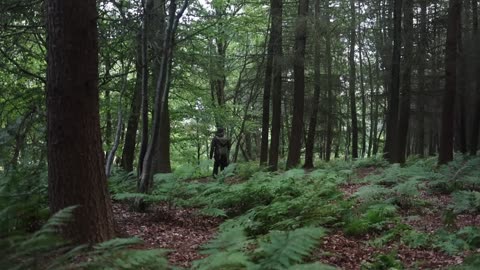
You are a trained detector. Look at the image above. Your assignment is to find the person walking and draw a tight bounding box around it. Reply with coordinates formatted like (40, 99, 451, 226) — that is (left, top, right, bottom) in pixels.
(209, 127, 231, 176)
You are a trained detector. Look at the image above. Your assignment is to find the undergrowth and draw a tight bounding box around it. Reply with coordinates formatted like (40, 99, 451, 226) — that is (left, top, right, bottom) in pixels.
(3, 154, 480, 269)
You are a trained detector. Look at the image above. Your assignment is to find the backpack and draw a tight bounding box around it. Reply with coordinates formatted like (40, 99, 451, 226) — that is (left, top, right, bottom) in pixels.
(215, 136, 229, 158)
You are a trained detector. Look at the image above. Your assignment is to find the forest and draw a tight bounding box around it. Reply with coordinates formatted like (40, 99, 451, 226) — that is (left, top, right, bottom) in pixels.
(1, 0, 480, 269)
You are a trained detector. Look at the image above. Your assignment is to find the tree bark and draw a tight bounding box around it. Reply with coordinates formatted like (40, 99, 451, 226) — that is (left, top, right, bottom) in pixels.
(469, 0, 480, 155)
(395, 0, 413, 164)
(138, 0, 188, 204)
(325, 3, 334, 162)
(268, 0, 283, 171)
(439, 0, 461, 164)
(46, 0, 115, 243)
(121, 34, 143, 172)
(384, 0, 402, 161)
(456, 7, 467, 154)
(415, 0, 428, 157)
(358, 25, 367, 158)
(286, 0, 308, 169)
(304, 0, 321, 169)
(348, 0, 358, 159)
(106, 64, 129, 178)
(138, 0, 150, 177)
(260, 20, 274, 166)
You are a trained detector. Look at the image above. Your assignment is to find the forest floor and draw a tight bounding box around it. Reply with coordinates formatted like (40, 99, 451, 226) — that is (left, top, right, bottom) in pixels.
(113, 167, 480, 269)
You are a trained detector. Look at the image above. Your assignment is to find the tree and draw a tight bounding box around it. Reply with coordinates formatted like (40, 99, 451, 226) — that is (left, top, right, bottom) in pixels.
(384, 0, 402, 162)
(470, 0, 480, 155)
(121, 34, 143, 172)
(268, 0, 283, 171)
(286, 0, 308, 169)
(304, 0, 321, 169)
(415, 0, 428, 157)
(260, 22, 274, 166)
(325, 3, 334, 162)
(394, 0, 413, 164)
(137, 0, 188, 205)
(150, 0, 172, 174)
(46, 0, 115, 243)
(348, 0, 358, 159)
(439, 0, 462, 164)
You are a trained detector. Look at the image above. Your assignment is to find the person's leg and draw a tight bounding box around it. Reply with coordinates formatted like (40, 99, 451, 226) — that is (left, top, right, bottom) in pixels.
(213, 159, 220, 176)
(220, 156, 228, 171)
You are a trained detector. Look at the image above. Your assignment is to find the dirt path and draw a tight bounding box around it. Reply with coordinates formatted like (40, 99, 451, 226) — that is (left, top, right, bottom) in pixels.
(113, 202, 222, 267)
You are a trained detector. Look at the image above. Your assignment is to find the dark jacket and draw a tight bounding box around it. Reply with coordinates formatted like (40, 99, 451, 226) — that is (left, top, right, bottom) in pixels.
(210, 132, 231, 160)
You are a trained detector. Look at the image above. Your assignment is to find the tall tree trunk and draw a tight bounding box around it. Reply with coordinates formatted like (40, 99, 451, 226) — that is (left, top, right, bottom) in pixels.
(105, 88, 112, 149)
(372, 52, 381, 155)
(268, 0, 283, 171)
(260, 19, 274, 166)
(469, 0, 480, 155)
(348, 0, 358, 159)
(439, 0, 461, 164)
(366, 51, 375, 157)
(138, 0, 150, 177)
(325, 3, 334, 162)
(359, 30, 367, 158)
(46, 0, 115, 243)
(106, 64, 129, 177)
(121, 34, 143, 172)
(150, 0, 172, 174)
(287, 0, 308, 169)
(395, 0, 413, 164)
(304, 0, 321, 169)
(456, 6, 468, 154)
(416, 0, 427, 157)
(384, 0, 402, 161)
(138, 0, 188, 204)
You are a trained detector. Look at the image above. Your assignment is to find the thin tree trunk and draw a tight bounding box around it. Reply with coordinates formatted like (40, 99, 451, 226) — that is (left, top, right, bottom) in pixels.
(304, 0, 321, 169)
(106, 64, 129, 178)
(46, 0, 115, 243)
(359, 27, 367, 158)
(121, 34, 143, 172)
(366, 51, 375, 157)
(416, 0, 427, 157)
(439, 0, 461, 164)
(456, 8, 468, 154)
(348, 0, 358, 159)
(325, 3, 333, 162)
(138, 0, 150, 177)
(138, 0, 188, 205)
(268, 0, 283, 171)
(260, 19, 274, 165)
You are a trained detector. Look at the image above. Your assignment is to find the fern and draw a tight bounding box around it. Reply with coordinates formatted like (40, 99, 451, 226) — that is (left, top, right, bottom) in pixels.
(200, 227, 248, 254)
(256, 227, 326, 270)
(193, 227, 252, 270)
(287, 263, 337, 270)
(451, 191, 480, 213)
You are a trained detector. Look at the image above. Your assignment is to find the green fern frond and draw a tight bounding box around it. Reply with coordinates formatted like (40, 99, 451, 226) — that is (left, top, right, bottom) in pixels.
(93, 237, 144, 252)
(451, 191, 480, 213)
(200, 227, 247, 254)
(33, 205, 76, 236)
(257, 227, 326, 270)
(193, 251, 253, 270)
(287, 263, 338, 270)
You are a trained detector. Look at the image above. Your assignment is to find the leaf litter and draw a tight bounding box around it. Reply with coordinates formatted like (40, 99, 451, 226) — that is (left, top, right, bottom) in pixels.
(112, 168, 478, 269)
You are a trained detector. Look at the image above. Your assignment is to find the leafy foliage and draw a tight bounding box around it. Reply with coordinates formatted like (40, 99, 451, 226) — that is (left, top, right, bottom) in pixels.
(256, 227, 326, 270)
(0, 206, 170, 270)
(193, 227, 331, 270)
(360, 252, 403, 270)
